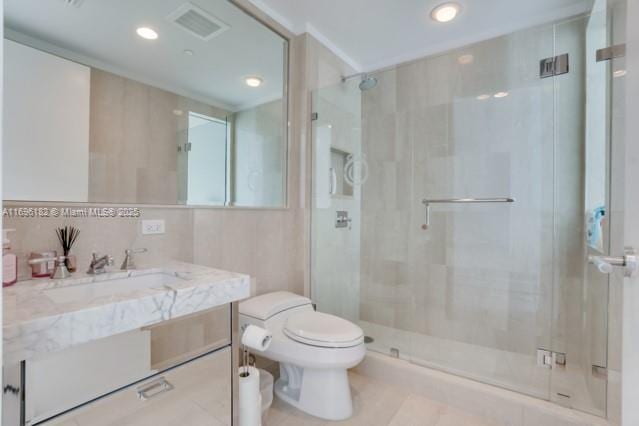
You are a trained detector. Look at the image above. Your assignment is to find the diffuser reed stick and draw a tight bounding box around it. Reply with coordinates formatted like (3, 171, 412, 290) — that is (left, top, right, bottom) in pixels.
(56, 226, 80, 271)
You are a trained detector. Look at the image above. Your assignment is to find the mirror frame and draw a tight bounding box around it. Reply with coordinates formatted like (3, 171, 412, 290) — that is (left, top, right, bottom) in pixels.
(2, 0, 291, 210)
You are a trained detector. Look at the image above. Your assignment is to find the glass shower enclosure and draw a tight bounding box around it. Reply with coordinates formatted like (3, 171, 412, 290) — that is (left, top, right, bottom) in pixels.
(311, 1, 623, 417)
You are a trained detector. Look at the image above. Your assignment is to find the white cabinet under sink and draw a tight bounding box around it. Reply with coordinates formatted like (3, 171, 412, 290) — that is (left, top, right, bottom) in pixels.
(40, 348, 232, 426)
(26, 330, 153, 424)
(15, 305, 235, 426)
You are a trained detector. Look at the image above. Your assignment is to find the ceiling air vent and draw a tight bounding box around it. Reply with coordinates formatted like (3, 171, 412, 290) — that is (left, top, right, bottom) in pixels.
(167, 3, 230, 41)
(58, 0, 84, 7)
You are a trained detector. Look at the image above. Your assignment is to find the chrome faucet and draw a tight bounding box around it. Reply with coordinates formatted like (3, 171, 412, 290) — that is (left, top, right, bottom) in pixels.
(87, 253, 114, 275)
(120, 248, 148, 271)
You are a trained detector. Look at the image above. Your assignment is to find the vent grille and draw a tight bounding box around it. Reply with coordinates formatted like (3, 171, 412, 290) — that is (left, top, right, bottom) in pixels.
(58, 0, 84, 7)
(167, 3, 230, 41)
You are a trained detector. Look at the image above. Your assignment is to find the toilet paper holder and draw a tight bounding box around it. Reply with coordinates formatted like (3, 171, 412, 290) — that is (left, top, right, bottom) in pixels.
(240, 325, 273, 376)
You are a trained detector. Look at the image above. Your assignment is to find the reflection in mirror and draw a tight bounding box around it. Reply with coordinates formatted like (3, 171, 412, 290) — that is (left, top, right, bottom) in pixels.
(184, 112, 229, 205)
(3, 0, 288, 207)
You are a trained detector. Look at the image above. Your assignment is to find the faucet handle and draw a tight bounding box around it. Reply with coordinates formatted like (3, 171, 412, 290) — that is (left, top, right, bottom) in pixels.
(125, 248, 148, 255)
(121, 248, 147, 271)
(91, 253, 113, 264)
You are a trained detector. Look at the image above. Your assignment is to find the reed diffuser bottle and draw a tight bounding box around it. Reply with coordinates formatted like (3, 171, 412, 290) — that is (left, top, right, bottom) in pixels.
(56, 226, 80, 273)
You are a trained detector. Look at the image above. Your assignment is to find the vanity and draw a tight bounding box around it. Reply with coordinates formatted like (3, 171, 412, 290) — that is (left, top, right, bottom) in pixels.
(3, 262, 250, 425)
(1, 0, 289, 423)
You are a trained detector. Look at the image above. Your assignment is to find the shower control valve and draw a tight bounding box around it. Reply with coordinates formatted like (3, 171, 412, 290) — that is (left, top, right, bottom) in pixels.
(335, 211, 352, 229)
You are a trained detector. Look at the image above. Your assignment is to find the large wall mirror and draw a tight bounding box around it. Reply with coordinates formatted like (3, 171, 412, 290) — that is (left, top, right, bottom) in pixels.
(3, 0, 288, 207)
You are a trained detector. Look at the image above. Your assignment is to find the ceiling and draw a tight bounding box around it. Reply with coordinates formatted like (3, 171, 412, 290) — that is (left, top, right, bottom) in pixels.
(250, 0, 594, 72)
(5, 0, 286, 111)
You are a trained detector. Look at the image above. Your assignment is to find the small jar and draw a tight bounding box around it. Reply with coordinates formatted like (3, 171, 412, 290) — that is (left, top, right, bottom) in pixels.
(65, 253, 77, 273)
(29, 251, 57, 278)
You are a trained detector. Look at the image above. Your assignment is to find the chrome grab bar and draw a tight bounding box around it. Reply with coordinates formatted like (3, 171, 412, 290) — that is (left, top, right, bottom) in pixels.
(422, 197, 515, 204)
(421, 197, 515, 229)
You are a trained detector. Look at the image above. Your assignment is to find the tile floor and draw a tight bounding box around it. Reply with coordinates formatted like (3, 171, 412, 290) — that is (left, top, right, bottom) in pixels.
(359, 320, 606, 417)
(264, 371, 497, 426)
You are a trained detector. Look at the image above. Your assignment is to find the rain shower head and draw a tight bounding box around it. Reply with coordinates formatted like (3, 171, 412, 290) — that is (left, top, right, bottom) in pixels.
(359, 75, 378, 91)
(342, 73, 379, 91)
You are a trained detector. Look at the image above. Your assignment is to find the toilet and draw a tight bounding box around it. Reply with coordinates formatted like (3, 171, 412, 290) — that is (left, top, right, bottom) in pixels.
(239, 291, 366, 421)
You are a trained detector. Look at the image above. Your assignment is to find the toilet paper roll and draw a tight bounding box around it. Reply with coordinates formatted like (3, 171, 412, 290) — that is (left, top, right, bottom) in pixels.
(241, 325, 272, 352)
(239, 366, 261, 426)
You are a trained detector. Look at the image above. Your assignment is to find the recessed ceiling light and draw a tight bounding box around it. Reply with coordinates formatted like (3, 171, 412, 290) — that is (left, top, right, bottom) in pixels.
(476, 94, 490, 101)
(183, 49, 194, 56)
(613, 69, 627, 78)
(136, 27, 158, 40)
(431, 3, 461, 23)
(494, 91, 509, 98)
(458, 54, 474, 65)
(245, 76, 263, 88)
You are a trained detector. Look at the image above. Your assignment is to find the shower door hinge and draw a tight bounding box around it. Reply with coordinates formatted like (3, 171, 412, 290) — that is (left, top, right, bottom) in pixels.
(311, 112, 319, 121)
(592, 365, 608, 379)
(537, 349, 566, 368)
(177, 143, 192, 153)
(540, 53, 569, 78)
(596, 44, 626, 62)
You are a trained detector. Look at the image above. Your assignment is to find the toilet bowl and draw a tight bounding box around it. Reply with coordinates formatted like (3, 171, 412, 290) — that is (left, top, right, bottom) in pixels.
(239, 292, 366, 421)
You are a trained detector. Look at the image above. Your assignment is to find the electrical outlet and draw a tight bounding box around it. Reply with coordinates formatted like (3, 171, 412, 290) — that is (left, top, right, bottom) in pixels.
(141, 219, 165, 235)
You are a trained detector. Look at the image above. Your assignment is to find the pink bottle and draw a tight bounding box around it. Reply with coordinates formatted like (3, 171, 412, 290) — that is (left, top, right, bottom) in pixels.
(3, 229, 18, 287)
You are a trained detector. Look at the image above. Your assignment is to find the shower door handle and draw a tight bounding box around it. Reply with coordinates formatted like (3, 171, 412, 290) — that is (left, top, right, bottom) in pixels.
(588, 247, 638, 277)
(421, 197, 515, 230)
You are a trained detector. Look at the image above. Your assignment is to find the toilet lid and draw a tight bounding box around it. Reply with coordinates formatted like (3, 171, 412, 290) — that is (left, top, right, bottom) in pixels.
(283, 311, 364, 348)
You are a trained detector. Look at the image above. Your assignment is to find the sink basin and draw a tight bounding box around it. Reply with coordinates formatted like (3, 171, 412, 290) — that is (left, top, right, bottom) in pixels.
(44, 273, 187, 303)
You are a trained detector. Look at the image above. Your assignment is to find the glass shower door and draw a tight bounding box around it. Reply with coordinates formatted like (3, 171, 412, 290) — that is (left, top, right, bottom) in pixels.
(310, 79, 363, 324)
(548, 0, 623, 416)
(311, 21, 559, 401)
(395, 24, 556, 399)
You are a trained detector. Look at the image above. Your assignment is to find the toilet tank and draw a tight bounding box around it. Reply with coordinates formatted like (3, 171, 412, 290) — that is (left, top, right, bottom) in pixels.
(239, 291, 313, 327)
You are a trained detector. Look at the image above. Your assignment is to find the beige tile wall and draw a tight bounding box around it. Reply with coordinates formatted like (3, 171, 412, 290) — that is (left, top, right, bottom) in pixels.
(193, 208, 304, 296)
(4, 207, 194, 281)
(89, 69, 230, 205)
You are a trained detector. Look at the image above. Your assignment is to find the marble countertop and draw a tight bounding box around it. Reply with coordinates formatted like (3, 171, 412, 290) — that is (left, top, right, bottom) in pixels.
(3, 261, 250, 365)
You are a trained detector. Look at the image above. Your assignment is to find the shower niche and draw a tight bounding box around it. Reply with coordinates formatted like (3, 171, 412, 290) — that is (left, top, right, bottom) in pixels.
(330, 148, 354, 198)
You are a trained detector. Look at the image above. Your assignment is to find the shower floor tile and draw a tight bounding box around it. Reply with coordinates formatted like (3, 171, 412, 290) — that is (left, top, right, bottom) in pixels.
(264, 371, 496, 426)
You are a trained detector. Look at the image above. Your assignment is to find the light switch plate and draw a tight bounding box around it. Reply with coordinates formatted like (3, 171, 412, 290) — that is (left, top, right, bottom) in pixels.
(141, 219, 165, 235)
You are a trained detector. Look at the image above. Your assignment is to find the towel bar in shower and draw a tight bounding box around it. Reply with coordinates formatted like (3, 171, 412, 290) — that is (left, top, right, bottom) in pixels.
(421, 197, 515, 229)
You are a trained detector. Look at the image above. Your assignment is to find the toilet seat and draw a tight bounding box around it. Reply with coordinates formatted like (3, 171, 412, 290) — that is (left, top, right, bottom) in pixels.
(283, 311, 364, 348)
